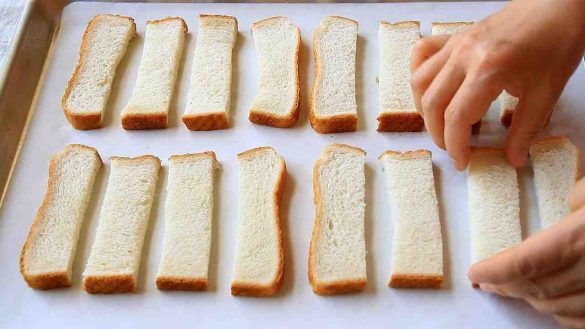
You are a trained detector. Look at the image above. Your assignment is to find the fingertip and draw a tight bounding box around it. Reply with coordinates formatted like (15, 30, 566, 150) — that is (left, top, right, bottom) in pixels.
(507, 148, 528, 168)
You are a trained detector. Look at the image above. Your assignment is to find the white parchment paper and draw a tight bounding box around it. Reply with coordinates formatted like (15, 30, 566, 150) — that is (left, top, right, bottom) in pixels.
(1, 2, 584, 328)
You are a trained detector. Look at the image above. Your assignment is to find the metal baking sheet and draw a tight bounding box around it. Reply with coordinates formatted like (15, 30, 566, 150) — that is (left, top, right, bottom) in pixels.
(1, 1, 584, 328)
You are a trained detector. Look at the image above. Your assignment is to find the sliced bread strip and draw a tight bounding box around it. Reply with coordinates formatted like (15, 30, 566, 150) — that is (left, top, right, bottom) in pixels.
(309, 144, 367, 295)
(249, 17, 301, 128)
(231, 147, 286, 296)
(310, 16, 358, 133)
(379, 150, 443, 288)
(499, 91, 518, 127)
(83, 155, 160, 293)
(156, 152, 218, 291)
(431, 21, 481, 135)
(182, 15, 238, 131)
(20, 144, 102, 289)
(121, 17, 187, 130)
(62, 14, 136, 130)
(378, 21, 423, 132)
(467, 148, 522, 264)
(530, 136, 581, 228)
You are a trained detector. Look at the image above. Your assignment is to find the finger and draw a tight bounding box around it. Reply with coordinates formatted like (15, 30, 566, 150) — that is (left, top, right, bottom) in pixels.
(527, 293, 585, 317)
(570, 178, 585, 212)
(479, 280, 543, 299)
(505, 87, 557, 167)
(411, 35, 453, 116)
(529, 258, 585, 299)
(554, 315, 585, 329)
(443, 74, 502, 170)
(411, 35, 451, 72)
(468, 206, 585, 284)
(420, 56, 466, 149)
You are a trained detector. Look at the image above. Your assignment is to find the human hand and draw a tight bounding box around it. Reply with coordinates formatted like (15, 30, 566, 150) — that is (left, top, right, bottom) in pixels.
(411, 0, 585, 170)
(468, 183, 585, 328)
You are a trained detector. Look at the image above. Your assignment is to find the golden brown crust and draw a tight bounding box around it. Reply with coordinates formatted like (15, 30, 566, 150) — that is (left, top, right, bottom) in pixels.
(231, 147, 286, 297)
(251, 16, 289, 29)
(431, 21, 475, 29)
(327, 16, 359, 26)
(500, 109, 514, 127)
(109, 154, 161, 164)
(20, 144, 102, 290)
(380, 20, 421, 28)
(122, 112, 168, 130)
(199, 14, 238, 31)
(62, 14, 136, 130)
(182, 112, 229, 130)
(377, 112, 424, 132)
(156, 276, 207, 291)
(308, 144, 367, 295)
(378, 149, 431, 160)
(389, 274, 443, 289)
(83, 274, 136, 294)
(169, 151, 217, 162)
(147, 16, 188, 32)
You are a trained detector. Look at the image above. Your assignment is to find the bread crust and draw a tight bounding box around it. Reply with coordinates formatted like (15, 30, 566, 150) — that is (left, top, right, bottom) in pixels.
(20, 144, 102, 290)
(110, 154, 161, 164)
(431, 21, 475, 30)
(169, 151, 217, 162)
(147, 16, 188, 32)
(62, 14, 136, 130)
(310, 16, 358, 134)
(389, 274, 443, 289)
(249, 17, 301, 128)
(83, 274, 136, 294)
(377, 112, 424, 132)
(156, 276, 207, 291)
(182, 112, 229, 130)
(380, 20, 421, 28)
(309, 144, 367, 295)
(199, 14, 239, 31)
(232, 147, 286, 297)
(122, 112, 168, 130)
(378, 149, 431, 160)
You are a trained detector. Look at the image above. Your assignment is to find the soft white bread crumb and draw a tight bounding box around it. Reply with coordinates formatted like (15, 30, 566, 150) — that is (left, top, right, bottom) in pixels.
(530, 136, 581, 228)
(62, 14, 136, 130)
(249, 16, 300, 128)
(83, 155, 160, 294)
(156, 152, 218, 291)
(499, 91, 518, 127)
(182, 14, 238, 131)
(20, 144, 102, 290)
(467, 148, 522, 263)
(378, 21, 424, 132)
(379, 150, 443, 288)
(310, 16, 358, 133)
(122, 17, 187, 130)
(309, 144, 367, 295)
(231, 147, 286, 296)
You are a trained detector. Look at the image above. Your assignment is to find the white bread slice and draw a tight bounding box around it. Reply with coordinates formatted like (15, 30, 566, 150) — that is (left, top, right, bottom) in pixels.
(231, 147, 286, 296)
(430, 21, 482, 135)
(310, 16, 358, 134)
(378, 21, 424, 132)
(379, 150, 443, 288)
(62, 14, 136, 130)
(182, 15, 238, 131)
(309, 144, 367, 295)
(499, 91, 518, 127)
(249, 17, 300, 128)
(83, 155, 160, 294)
(156, 152, 218, 291)
(530, 136, 582, 228)
(121, 17, 187, 130)
(467, 148, 522, 264)
(20, 144, 102, 290)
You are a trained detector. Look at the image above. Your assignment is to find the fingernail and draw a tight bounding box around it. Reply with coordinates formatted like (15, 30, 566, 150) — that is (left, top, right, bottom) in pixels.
(479, 283, 496, 293)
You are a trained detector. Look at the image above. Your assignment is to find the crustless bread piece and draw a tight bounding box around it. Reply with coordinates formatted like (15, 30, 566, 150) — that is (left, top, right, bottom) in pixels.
(379, 150, 443, 288)
(468, 148, 522, 264)
(310, 16, 358, 133)
(431, 21, 481, 135)
(156, 152, 219, 291)
(530, 136, 581, 228)
(249, 17, 300, 128)
(500, 91, 518, 127)
(62, 14, 136, 130)
(121, 17, 187, 130)
(182, 15, 237, 130)
(83, 155, 160, 294)
(231, 147, 286, 296)
(20, 144, 102, 289)
(378, 21, 423, 132)
(309, 144, 367, 295)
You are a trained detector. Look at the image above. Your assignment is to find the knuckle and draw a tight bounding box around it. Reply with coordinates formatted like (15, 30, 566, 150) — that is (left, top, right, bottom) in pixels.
(514, 255, 536, 279)
(411, 70, 428, 90)
(413, 37, 436, 56)
(444, 108, 466, 125)
(420, 93, 438, 113)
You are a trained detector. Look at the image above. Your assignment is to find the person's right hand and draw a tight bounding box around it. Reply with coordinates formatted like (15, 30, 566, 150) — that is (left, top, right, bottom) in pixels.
(411, 0, 585, 170)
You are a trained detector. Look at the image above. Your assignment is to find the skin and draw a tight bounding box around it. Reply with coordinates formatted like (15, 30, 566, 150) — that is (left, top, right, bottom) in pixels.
(410, 0, 585, 327)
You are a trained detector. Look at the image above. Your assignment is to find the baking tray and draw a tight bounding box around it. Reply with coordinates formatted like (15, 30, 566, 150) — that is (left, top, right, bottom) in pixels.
(1, 1, 584, 328)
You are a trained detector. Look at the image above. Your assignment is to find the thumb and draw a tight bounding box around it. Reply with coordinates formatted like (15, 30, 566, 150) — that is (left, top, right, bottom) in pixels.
(505, 86, 556, 167)
(468, 206, 585, 285)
